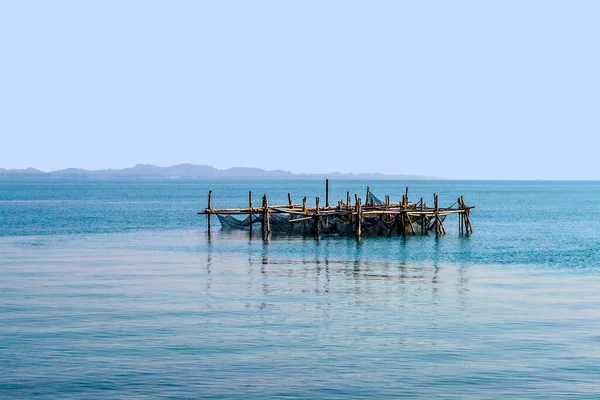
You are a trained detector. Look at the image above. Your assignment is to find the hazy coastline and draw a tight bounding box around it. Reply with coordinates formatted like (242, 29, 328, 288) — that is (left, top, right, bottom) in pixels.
(0, 164, 441, 180)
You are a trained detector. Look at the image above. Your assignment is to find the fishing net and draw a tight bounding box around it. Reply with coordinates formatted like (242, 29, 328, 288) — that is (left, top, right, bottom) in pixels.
(215, 191, 447, 237)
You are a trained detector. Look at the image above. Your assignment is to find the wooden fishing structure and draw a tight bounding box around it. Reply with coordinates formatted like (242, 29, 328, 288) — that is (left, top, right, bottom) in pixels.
(198, 180, 474, 241)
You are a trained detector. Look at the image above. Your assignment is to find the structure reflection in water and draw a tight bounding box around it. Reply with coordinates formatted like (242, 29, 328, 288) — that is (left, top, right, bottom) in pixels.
(200, 229, 471, 314)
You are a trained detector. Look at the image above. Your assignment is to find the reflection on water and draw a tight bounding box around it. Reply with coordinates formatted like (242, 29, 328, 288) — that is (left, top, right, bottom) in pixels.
(203, 229, 472, 314)
(2, 229, 600, 399)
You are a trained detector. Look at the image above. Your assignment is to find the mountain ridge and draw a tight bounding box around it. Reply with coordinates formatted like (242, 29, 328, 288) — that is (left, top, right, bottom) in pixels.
(0, 164, 442, 180)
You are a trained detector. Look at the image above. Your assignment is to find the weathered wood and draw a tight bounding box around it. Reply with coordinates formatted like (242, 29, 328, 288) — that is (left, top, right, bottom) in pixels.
(406, 213, 416, 235)
(460, 212, 464, 235)
(199, 180, 472, 239)
(434, 194, 440, 236)
(400, 207, 406, 238)
(261, 194, 266, 239)
(207, 190, 213, 233)
(356, 197, 362, 241)
(249, 191, 253, 233)
(325, 179, 330, 208)
(264, 195, 271, 238)
(346, 191, 351, 210)
(420, 197, 424, 235)
(315, 197, 321, 240)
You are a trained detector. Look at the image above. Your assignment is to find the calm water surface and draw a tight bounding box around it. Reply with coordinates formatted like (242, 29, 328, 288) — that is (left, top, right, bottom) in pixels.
(1, 180, 599, 398)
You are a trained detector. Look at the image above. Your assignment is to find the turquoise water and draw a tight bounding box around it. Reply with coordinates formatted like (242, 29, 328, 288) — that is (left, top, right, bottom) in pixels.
(1, 180, 600, 398)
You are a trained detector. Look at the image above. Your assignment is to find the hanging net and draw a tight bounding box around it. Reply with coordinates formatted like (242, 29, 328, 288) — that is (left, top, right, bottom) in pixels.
(215, 191, 447, 237)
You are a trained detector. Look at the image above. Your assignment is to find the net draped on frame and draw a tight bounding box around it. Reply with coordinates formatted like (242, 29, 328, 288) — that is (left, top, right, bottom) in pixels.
(215, 191, 446, 237)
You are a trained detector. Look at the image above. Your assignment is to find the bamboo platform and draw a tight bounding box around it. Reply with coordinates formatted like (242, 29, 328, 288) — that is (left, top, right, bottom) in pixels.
(198, 180, 474, 241)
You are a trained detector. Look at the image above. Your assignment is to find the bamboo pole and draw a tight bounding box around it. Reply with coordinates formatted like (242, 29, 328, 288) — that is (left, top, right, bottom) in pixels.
(288, 193, 292, 207)
(207, 190, 212, 233)
(315, 196, 321, 239)
(325, 179, 330, 208)
(346, 191, 351, 210)
(365, 187, 370, 206)
(356, 197, 362, 241)
(456, 197, 462, 235)
(249, 191, 253, 233)
(406, 213, 416, 235)
(420, 197, 424, 235)
(400, 195, 406, 238)
(260, 194, 267, 240)
(265, 195, 271, 238)
(434, 194, 440, 236)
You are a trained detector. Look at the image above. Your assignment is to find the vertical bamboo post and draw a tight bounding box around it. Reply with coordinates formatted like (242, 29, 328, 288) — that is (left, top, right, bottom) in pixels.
(265, 195, 271, 238)
(325, 179, 330, 208)
(249, 191, 253, 233)
(346, 191, 351, 210)
(434, 194, 440, 236)
(400, 195, 406, 237)
(315, 196, 321, 240)
(302, 197, 307, 237)
(420, 196, 424, 235)
(207, 190, 212, 233)
(468, 210, 472, 234)
(260, 194, 267, 240)
(456, 197, 462, 235)
(405, 186, 409, 204)
(463, 197, 472, 235)
(355, 197, 362, 241)
(288, 193, 292, 207)
(365, 187, 370, 206)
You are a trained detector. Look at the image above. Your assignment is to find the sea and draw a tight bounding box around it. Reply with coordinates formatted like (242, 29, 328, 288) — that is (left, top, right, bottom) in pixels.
(1, 179, 599, 399)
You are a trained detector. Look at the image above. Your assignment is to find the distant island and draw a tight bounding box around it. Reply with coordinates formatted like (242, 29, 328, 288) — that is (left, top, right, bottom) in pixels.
(0, 164, 441, 180)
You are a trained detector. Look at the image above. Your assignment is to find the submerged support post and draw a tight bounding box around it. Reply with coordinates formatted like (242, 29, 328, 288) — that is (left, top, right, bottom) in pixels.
(434, 194, 440, 236)
(462, 196, 473, 235)
(355, 197, 362, 241)
(207, 190, 212, 234)
(315, 196, 321, 240)
(261, 194, 266, 240)
(457, 197, 463, 235)
(420, 197, 424, 235)
(406, 213, 416, 235)
(400, 196, 406, 238)
(302, 197, 308, 237)
(249, 191, 253, 233)
(265, 195, 271, 238)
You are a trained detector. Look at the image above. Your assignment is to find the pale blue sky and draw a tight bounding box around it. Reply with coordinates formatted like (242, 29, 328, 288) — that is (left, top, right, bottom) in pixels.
(1, 1, 598, 179)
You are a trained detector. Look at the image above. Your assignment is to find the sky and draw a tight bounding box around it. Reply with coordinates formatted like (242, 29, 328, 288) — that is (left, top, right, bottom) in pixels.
(1, 1, 599, 180)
